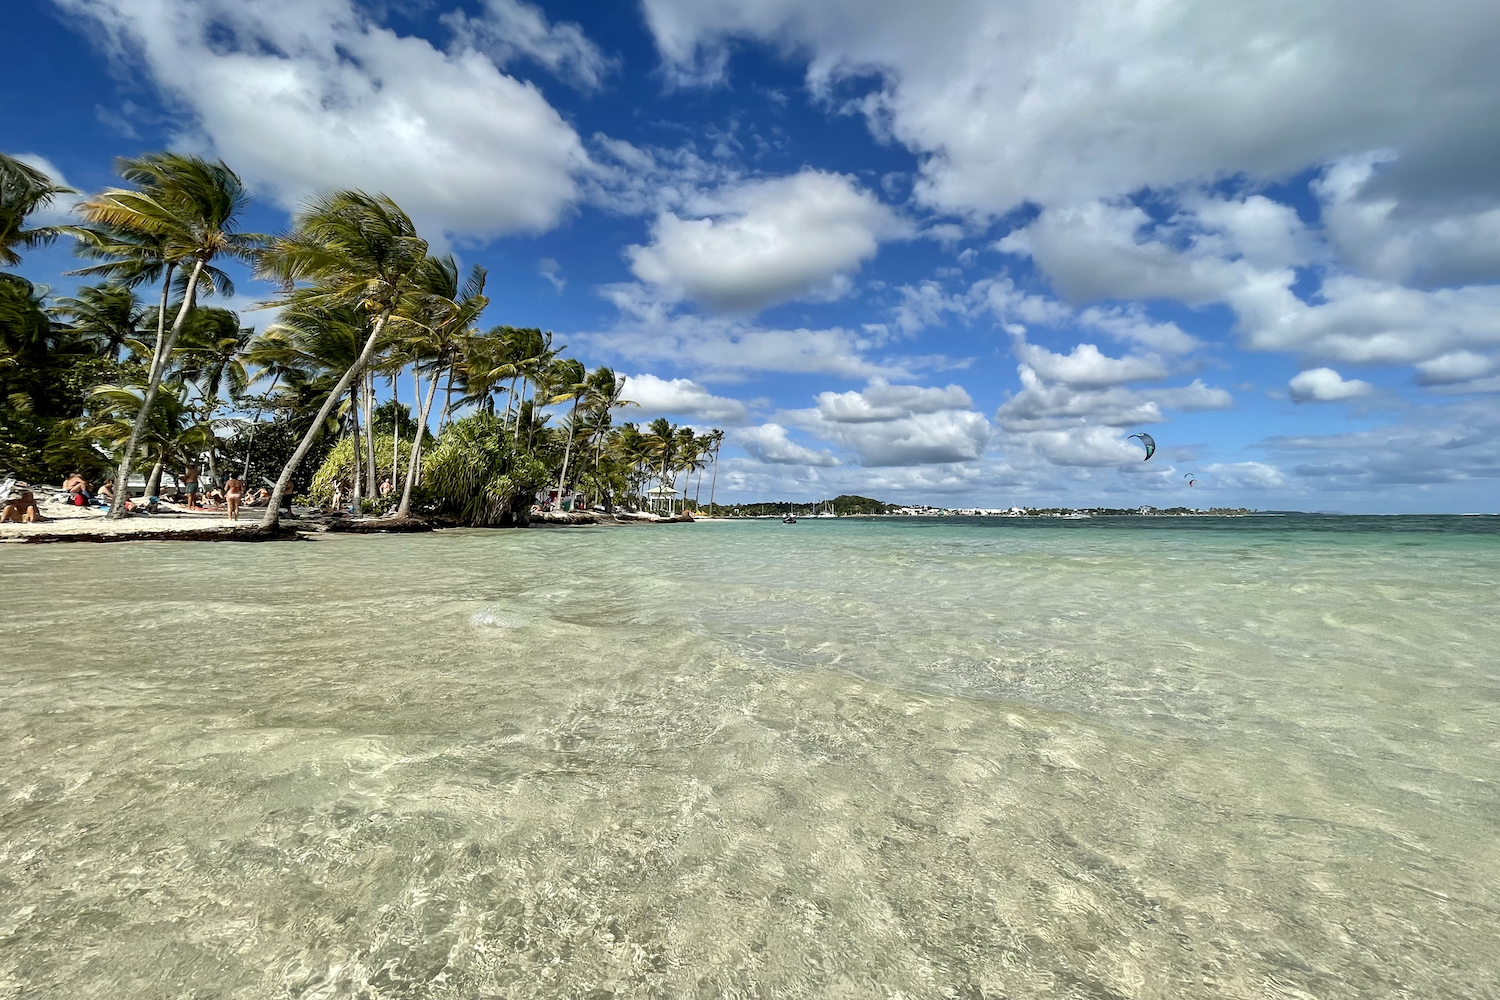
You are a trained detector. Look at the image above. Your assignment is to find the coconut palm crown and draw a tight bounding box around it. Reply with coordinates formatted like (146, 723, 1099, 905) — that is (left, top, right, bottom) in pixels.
(0, 152, 75, 268)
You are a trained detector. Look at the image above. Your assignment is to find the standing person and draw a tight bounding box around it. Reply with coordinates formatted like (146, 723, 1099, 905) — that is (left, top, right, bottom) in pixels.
(183, 464, 200, 507)
(224, 474, 244, 521)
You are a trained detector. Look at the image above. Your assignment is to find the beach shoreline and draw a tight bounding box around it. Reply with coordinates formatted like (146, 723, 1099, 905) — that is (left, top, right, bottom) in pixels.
(1, 493, 705, 543)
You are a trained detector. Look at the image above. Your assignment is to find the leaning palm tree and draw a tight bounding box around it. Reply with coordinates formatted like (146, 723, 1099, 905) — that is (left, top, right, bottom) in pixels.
(72, 154, 263, 517)
(0, 153, 74, 267)
(254, 299, 380, 514)
(255, 191, 430, 528)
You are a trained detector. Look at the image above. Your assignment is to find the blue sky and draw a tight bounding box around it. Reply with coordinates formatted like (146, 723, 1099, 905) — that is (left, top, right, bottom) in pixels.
(6, 0, 1500, 512)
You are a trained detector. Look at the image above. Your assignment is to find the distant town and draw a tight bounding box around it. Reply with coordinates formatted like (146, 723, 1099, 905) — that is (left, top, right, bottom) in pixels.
(706, 495, 1257, 518)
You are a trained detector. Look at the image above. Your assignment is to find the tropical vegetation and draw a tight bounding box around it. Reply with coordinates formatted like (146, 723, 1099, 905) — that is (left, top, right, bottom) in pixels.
(0, 151, 725, 527)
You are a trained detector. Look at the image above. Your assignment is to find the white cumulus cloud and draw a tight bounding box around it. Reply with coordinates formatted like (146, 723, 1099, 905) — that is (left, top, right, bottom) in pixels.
(814, 379, 973, 423)
(1011, 339, 1168, 388)
(787, 380, 993, 467)
(440, 0, 613, 90)
(56, 0, 593, 239)
(1415, 351, 1494, 386)
(1288, 368, 1374, 403)
(737, 423, 840, 466)
(643, 0, 1500, 220)
(619, 374, 748, 423)
(625, 169, 906, 312)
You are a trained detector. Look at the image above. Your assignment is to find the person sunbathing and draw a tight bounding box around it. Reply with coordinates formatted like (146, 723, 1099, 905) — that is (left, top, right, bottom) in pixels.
(98, 480, 144, 512)
(1, 488, 44, 523)
(62, 472, 92, 505)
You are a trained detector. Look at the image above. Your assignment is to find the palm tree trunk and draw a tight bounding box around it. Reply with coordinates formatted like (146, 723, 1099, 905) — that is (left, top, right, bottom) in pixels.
(554, 395, 581, 510)
(390, 367, 401, 492)
(709, 442, 720, 514)
(439, 364, 455, 429)
(514, 377, 527, 442)
(349, 386, 363, 516)
(695, 463, 704, 510)
(364, 368, 377, 499)
(397, 362, 444, 518)
(107, 258, 204, 519)
(142, 263, 175, 398)
(144, 458, 165, 500)
(261, 312, 389, 529)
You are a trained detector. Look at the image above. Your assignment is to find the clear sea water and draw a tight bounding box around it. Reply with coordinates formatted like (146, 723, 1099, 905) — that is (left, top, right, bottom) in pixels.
(2, 515, 1497, 998)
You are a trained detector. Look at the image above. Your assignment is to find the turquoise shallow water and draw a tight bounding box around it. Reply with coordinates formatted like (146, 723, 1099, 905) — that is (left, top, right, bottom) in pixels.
(1, 515, 1498, 998)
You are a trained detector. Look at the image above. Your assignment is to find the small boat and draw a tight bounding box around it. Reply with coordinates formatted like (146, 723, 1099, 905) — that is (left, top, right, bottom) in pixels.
(783, 515, 797, 523)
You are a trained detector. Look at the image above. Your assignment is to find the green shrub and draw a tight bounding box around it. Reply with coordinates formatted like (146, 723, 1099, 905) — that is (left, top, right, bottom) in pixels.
(308, 433, 414, 508)
(422, 413, 548, 526)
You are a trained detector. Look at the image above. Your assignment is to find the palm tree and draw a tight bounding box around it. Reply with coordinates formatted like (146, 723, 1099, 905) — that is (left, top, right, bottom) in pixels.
(546, 358, 588, 509)
(452, 327, 514, 415)
(72, 154, 263, 517)
(87, 382, 214, 497)
(675, 427, 704, 511)
(0, 153, 74, 267)
(706, 428, 725, 514)
(172, 306, 252, 485)
(502, 327, 557, 442)
(255, 191, 430, 528)
(612, 422, 649, 510)
(395, 255, 487, 518)
(646, 417, 677, 513)
(691, 432, 712, 510)
(48, 284, 145, 361)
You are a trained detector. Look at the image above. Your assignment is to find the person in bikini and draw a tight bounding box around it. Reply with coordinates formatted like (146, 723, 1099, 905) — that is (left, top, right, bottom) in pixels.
(224, 475, 245, 521)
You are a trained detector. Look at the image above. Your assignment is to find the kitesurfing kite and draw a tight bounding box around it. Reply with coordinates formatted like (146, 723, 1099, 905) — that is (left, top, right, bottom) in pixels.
(1184, 473, 1198, 487)
(1127, 432, 1156, 461)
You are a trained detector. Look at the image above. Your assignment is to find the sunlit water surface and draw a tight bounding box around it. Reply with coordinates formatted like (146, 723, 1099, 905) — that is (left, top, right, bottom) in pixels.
(2, 516, 1498, 998)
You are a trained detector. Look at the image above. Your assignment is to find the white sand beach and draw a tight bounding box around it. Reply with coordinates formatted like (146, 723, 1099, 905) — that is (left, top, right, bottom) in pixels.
(0, 492, 275, 540)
